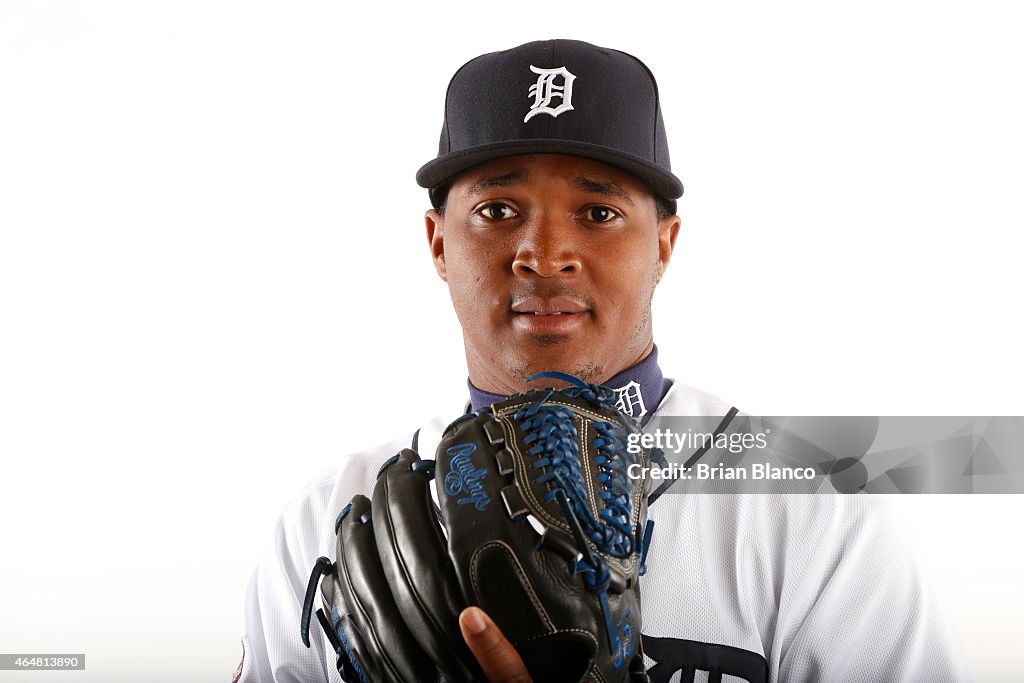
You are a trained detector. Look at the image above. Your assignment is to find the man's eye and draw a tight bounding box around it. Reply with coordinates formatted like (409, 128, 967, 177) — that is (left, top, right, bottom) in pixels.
(479, 203, 518, 220)
(585, 206, 618, 223)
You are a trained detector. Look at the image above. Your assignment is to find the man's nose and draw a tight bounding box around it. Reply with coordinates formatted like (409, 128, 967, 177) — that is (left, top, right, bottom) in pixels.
(511, 217, 582, 278)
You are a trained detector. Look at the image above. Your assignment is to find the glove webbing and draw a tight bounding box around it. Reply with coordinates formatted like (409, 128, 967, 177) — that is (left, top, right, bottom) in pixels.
(516, 372, 650, 670)
(518, 372, 636, 559)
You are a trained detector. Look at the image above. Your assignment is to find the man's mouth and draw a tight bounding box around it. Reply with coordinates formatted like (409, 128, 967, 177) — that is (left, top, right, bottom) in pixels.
(510, 295, 589, 316)
(510, 295, 590, 333)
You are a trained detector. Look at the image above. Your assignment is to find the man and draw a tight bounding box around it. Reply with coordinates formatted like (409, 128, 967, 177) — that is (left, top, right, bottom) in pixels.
(238, 39, 968, 682)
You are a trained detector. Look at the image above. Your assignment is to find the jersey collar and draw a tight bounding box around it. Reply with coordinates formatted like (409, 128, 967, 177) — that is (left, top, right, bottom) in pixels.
(467, 344, 670, 421)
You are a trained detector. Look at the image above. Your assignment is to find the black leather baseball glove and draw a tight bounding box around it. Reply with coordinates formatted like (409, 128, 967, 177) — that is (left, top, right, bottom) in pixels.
(301, 373, 655, 682)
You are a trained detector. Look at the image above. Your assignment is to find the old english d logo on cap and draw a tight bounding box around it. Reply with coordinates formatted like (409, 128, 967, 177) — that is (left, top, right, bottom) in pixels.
(416, 39, 684, 208)
(525, 65, 576, 122)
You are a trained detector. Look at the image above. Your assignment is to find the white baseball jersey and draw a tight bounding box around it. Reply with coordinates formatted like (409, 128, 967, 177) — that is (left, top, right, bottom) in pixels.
(237, 378, 970, 682)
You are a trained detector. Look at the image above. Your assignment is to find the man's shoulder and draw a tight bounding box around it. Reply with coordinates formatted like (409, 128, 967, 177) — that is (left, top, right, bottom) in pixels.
(656, 378, 736, 418)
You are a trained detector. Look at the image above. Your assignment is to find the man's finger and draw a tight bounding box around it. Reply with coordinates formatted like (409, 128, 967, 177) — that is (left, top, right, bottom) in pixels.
(459, 606, 533, 683)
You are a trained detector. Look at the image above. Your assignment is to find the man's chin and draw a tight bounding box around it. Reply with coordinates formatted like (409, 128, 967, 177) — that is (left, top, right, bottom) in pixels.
(507, 343, 606, 386)
(524, 332, 571, 347)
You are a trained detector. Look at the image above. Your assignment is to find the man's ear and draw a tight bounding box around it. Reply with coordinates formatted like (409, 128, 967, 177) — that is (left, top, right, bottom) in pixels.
(656, 214, 681, 283)
(425, 209, 447, 282)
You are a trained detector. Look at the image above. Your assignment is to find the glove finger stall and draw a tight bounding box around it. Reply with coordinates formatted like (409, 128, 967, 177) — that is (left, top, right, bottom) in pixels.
(372, 448, 481, 681)
(335, 494, 435, 682)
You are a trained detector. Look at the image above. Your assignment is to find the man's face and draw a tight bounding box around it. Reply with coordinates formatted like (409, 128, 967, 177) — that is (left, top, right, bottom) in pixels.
(426, 154, 679, 394)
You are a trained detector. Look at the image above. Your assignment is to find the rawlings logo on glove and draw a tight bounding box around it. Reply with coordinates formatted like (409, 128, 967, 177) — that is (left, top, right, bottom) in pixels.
(444, 442, 492, 510)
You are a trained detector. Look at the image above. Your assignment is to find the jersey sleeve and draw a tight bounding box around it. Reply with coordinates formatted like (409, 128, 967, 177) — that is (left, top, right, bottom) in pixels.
(236, 455, 384, 682)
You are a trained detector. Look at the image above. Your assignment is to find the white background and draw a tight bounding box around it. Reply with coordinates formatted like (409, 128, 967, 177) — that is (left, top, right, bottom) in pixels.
(1, 0, 1022, 680)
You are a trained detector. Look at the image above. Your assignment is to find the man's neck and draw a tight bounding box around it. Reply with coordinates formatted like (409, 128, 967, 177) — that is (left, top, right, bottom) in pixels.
(467, 345, 670, 420)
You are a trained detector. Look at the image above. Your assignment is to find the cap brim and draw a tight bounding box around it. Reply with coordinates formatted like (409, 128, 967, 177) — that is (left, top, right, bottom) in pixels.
(416, 139, 683, 207)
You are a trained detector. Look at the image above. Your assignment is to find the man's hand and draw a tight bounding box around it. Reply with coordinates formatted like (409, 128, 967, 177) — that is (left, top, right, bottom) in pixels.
(459, 607, 533, 683)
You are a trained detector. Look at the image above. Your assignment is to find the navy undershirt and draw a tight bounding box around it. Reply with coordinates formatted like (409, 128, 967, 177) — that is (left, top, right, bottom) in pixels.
(467, 344, 670, 421)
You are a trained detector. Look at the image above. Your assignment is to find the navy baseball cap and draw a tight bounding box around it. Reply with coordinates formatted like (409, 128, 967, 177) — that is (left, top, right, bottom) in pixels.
(416, 39, 683, 209)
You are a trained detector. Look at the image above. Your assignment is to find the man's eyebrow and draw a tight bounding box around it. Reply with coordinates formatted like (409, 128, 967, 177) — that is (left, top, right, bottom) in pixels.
(465, 170, 530, 196)
(568, 175, 635, 206)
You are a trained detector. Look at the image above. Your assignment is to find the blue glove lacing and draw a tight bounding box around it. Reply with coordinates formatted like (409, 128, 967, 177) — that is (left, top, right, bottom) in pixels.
(514, 371, 648, 667)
